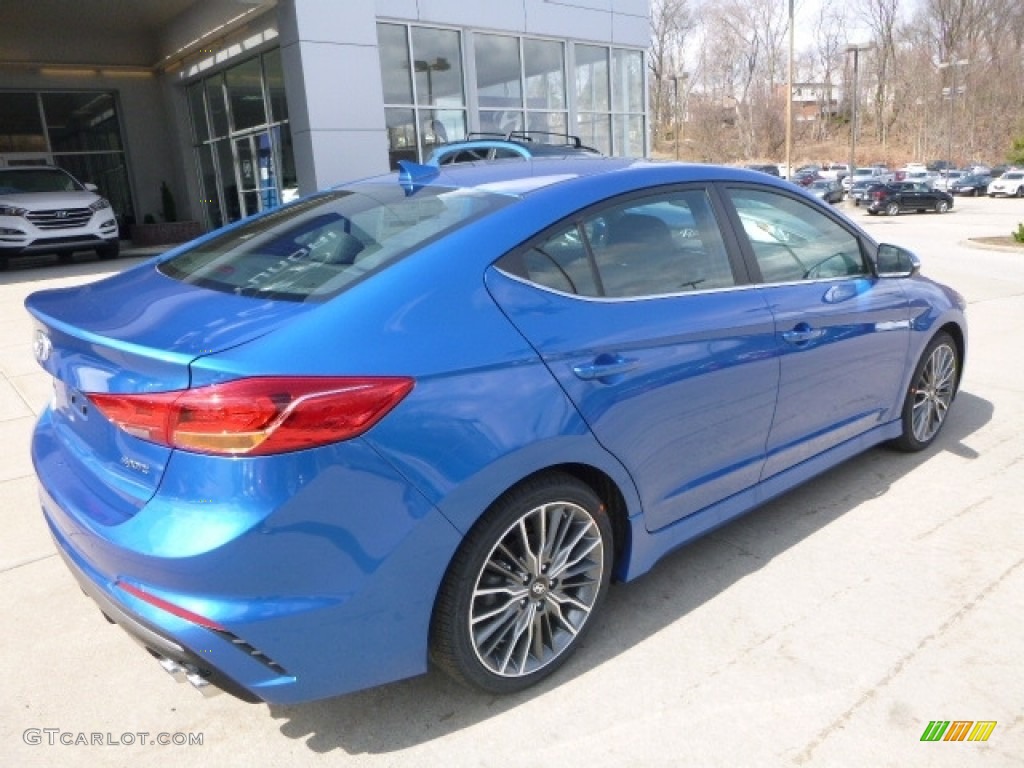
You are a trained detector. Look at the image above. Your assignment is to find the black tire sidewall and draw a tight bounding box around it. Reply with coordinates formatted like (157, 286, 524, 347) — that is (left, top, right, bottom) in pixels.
(430, 473, 613, 694)
(893, 332, 958, 452)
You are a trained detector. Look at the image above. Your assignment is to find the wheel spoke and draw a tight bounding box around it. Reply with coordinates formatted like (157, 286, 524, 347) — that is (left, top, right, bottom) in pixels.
(469, 496, 605, 678)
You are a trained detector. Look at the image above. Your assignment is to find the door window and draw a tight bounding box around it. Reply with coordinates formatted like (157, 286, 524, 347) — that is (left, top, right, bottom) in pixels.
(726, 188, 867, 283)
(499, 189, 737, 298)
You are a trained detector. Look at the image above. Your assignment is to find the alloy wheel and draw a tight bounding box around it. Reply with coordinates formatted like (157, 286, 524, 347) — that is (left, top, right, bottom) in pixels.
(910, 342, 957, 444)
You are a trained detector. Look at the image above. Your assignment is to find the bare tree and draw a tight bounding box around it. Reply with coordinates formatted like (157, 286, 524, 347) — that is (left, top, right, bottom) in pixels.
(648, 0, 694, 146)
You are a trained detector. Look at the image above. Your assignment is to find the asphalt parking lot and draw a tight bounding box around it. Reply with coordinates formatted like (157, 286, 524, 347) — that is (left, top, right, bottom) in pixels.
(1, 195, 1022, 767)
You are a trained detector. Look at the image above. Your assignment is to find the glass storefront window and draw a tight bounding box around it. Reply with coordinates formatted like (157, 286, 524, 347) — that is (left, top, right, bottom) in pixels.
(188, 82, 210, 143)
(206, 74, 229, 138)
(411, 27, 464, 108)
(42, 92, 122, 152)
(0, 93, 46, 153)
(226, 57, 267, 132)
(476, 35, 522, 109)
(524, 39, 565, 110)
(188, 50, 296, 229)
(378, 23, 413, 105)
(575, 45, 609, 112)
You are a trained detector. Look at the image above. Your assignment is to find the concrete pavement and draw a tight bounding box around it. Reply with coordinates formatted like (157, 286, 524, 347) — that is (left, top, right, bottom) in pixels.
(1, 200, 1022, 766)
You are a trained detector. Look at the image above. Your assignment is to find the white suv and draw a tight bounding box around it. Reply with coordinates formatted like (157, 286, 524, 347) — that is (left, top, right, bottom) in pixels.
(0, 166, 119, 269)
(987, 170, 1024, 198)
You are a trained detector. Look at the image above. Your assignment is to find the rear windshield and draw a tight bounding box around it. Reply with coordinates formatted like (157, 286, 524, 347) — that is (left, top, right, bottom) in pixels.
(159, 182, 514, 301)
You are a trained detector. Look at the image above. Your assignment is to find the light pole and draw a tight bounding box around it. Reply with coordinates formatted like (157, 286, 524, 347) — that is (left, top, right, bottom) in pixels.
(938, 57, 968, 175)
(785, 0, 794, 180)
(845, 43, 873, 185)
(672, 72, 688, 161)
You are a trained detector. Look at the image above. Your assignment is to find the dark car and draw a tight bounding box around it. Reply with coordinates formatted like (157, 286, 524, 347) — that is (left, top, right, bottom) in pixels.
(745, 163, 781, 176)
(950, 174, 992, 197)
(427, 131, 601, 165)
(808, 178, 844, 204)
(26, 158, 966, 704)
(850, 180, 885, 206)
(865, 181, 954, 216)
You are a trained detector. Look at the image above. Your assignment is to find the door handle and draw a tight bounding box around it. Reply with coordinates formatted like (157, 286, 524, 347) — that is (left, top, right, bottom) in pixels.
(572, 355, 639, 381)
(782, 324, 825, 345)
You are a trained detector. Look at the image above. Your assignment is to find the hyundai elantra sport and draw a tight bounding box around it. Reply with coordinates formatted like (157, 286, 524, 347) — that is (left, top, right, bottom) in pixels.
(28, 158, 966, 704)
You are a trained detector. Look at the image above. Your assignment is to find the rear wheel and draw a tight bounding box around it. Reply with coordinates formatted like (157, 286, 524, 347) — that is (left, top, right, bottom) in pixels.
(891, 332, 958, 452)
(885, 202, 900, 216)
(431, 472, 613, 694)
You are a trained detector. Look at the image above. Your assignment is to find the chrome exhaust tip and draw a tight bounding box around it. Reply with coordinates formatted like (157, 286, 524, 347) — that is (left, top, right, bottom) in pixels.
(156, 656, 222, 697)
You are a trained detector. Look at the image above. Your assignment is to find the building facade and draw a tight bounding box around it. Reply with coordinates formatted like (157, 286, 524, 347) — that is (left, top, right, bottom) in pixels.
(0, 0, 649, 236)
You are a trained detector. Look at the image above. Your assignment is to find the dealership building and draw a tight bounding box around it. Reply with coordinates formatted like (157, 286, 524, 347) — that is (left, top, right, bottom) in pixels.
(0, 0, 649, 237)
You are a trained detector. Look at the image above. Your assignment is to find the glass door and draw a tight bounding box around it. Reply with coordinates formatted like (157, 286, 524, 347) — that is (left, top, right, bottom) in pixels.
(232, 131, 280, 219)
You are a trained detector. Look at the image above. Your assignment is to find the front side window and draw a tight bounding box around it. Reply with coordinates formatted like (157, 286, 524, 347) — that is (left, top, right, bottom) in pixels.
(725, 188, 867, 283)
(499, 189, 736, 298)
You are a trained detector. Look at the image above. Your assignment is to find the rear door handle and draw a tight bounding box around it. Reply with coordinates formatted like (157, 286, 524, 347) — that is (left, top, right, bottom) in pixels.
(782, 324, 825, 345)
(572, 355, 639, 381)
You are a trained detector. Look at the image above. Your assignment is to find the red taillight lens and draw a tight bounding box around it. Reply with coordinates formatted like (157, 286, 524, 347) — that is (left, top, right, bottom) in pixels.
(88, 376, 414, 456)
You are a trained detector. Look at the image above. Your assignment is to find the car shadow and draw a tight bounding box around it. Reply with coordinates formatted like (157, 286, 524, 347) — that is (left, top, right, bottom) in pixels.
(267, 390, 992, 754)
(0, 252, 152, 285)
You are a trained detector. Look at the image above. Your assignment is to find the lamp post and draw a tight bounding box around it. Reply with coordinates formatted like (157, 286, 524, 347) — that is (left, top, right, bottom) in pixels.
(938, 57, 968, 176)
(785, 0, 794, 180)
(845, 43, 873, 185)
(672, 72, 688, 161)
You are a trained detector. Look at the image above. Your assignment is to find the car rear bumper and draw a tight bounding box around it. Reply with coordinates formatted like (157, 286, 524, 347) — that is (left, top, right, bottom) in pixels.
(33, 413, 465, 704)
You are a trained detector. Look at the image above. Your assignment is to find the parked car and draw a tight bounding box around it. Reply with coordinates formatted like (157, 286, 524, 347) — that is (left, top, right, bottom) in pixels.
(427, 131, 600, 165)
(987, 170, 1024, 197)
(745, 163, 781, 176)
(950, 173, 992, 196)
(902, 169, 938, 188)
(808, 178, 844, 204)
(27, 158, 966, 704)
(849, 180, 886, 206)
(865, 181, 954, 215)
(0, 165, 119, 270)
(932, 169, 962, 192)
(843, 166, 894, 191)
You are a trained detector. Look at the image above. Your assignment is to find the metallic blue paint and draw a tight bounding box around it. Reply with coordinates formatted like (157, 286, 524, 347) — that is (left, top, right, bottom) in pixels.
(26, 158, 967, 703)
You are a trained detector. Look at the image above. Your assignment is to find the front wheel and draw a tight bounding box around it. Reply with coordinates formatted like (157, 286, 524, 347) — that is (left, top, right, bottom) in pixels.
(891, 332, 959, 452)
(885, 202, 900, 216)
(935, 200, 950, 213)
(430, 473, 613, 694)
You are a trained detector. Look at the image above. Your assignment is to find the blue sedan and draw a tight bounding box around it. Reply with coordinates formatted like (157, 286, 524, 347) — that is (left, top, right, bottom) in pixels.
(27, 158, 966, 704)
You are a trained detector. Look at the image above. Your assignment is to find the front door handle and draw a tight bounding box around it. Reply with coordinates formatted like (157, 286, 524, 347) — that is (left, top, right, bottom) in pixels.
(572, 354, 639, 381)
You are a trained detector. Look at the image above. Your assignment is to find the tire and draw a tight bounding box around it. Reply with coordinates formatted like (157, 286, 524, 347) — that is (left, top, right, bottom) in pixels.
(1017, 186, 1024, 198)
(867, 210, 878, 216)
(935, 200, 949, 213)
(885, 202, 900, 216)
(96, 240, 120, 260)
(430, 472, 613, 694)
(890, 332, 959, 452)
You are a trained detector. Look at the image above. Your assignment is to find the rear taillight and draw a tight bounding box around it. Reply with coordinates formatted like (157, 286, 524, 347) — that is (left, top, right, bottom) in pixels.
(87, 376, 414, 456)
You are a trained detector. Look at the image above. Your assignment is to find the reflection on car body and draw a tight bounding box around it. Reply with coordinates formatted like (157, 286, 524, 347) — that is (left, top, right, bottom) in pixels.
(27, 158, 967, 705)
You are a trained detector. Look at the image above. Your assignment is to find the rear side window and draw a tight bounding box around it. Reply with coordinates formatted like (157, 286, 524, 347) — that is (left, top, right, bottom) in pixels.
(498, 188, 737, 298)
(159, 183, 514, 301)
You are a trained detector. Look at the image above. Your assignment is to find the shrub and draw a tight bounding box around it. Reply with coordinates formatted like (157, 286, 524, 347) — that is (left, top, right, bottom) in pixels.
(1013, 222, 1024, 244)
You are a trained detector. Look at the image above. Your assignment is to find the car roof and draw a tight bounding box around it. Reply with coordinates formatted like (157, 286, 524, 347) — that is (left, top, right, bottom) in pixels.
(360, 157, 800, 200)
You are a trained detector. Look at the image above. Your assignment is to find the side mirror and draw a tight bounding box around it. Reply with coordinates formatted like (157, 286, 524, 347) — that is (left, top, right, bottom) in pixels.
(876, 243, 920, 278)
